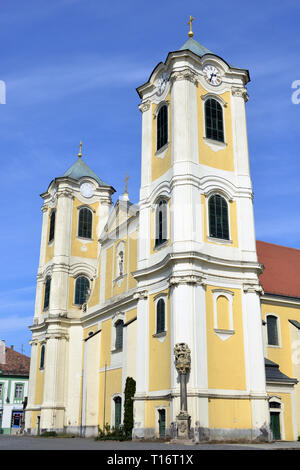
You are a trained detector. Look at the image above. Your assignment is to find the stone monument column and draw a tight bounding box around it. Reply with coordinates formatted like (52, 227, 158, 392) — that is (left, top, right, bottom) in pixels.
(174, 343, 191, 439)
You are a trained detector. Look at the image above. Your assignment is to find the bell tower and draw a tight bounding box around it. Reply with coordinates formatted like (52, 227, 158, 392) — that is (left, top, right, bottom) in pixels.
(134, 20, 270, 441)
(25, 145, 115, 434)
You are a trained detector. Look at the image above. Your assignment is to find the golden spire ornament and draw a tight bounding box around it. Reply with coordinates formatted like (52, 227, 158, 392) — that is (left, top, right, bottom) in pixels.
(78, 141, 82, 158)
(187, 15, 194, 38)
(124, 173, 130, 193)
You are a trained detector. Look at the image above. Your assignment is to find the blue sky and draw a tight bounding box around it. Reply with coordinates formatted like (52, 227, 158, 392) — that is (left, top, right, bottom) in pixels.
(0, 0, 300, 356)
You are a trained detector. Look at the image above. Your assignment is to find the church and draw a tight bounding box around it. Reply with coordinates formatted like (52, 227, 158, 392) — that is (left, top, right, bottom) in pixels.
(24, 21, 300, 442)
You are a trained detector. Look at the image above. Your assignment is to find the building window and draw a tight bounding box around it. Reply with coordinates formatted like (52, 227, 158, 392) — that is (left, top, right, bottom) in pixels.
(78, 207, 92, 239)
(14, 384, 23, 400)
(43, 277, 51, 310)
(156, 298, 166, 334)
(155, 199, 168, 247)
(115, 320, 124, 350)
(205, 98, 224, 142)
(74, 276, 90, 305)
(267, 315, 279, 346)
(49, 210, 56, 242)
(157, 105, 168, 151)
(40, 344, 45, 369)
(114, 396, 122, 428)
(208, 194, 229, 240)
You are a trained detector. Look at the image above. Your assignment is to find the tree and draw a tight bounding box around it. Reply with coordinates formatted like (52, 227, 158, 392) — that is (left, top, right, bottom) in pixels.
(123, 377, 136, 439)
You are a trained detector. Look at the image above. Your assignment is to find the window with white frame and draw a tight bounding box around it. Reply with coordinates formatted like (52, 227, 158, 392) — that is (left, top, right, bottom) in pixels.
(14, 384, 23, 400)
(267, 315, 279, 346)
(155, 198, 168, 248)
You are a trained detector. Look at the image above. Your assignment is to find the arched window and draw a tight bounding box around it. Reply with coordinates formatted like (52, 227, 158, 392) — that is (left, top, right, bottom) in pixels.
(49, 210, 56, 242)
(155, 199, 168, 247)
(156, 298, 165, 334)
(115, 320, 124, 350)
(43, 277, 51, 310)
(208, 194, 229, 240)
(40, 344, 45, 369)
(267, 315, 279, 346)
(74, 276, 90, 305)
(114, 396, 122, 428)
(78, 207, 92, 239)
(205, 98, 224, 143)
(157, 105, 168, 151)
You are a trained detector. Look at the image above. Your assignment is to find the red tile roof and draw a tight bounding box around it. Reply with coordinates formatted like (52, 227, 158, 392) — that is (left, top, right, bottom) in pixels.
(0, 346, 30, 376)
(256, 240, 300, 299)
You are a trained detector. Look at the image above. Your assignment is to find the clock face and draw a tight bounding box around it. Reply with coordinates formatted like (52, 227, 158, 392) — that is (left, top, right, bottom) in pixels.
(203, 65, 222, 86)
(157, 72, 169, 95)
(80, 182, 94, 198)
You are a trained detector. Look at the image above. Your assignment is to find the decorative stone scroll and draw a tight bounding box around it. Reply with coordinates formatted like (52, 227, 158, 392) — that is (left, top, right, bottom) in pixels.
(138, 100, 151, 113)
(231, 87, 249, 102)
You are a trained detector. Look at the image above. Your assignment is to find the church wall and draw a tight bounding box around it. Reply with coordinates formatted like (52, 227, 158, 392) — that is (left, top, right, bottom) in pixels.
(261, 301, 298, 379)
(266, 388, 296, 441)
(98, 367, 122, 431)
(148, 290, 171, 392)
(206, 285, 246, 390)
(128, 231, 138, 290)
(104, 246, 113, 301)
(34, 342, 45, 406)
(208, 398, 252, 430)
(197, 86, 234, 172)
(145, 399, 170, 437)
(151, 91, 172, 182)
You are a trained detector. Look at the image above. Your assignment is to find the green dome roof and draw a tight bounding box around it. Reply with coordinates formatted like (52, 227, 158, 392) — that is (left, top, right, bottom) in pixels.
(63, 158, 110, 187)
(179, 38, 212, 57)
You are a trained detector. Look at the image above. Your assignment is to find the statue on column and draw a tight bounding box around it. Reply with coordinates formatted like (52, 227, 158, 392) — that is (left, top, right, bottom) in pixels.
(174, 343, 191, 439)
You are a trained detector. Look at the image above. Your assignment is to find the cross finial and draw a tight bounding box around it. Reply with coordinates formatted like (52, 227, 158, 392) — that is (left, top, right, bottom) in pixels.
(78, 141, 82, 158)
(187, 15, 194, 38)
(124, 173, 130, 193)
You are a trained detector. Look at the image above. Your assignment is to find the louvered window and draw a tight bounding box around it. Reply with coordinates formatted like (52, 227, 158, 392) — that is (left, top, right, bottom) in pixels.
(49, 210, 56, 242)
(78, 208, 92, 239)
(157, 105, 168, 151)
(43, 277, 51, 310)
(205, 98, 224, 142)
(155, 199, 168, 247)
(115, 320, 124, 350)
(267, 316, 279, 346)
(74, 276, 90, 305)
(156, 299, 165, 334)
(209, 194, 229, 240)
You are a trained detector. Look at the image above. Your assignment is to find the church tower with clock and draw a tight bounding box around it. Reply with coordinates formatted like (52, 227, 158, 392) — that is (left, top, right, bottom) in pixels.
(26, 20, 295, 442)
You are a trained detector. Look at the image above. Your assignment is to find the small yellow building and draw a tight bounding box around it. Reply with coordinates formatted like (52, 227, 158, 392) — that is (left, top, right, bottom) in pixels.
(25, 30, 300, 442)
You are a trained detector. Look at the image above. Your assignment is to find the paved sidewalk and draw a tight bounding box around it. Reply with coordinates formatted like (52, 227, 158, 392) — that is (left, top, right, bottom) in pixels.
(0, 435, 300, 451)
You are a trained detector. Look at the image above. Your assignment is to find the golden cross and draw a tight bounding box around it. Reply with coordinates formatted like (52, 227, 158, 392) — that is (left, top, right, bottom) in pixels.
(78, 141, 82, 158)
(124, 173, 130, 193)
(187, 15, 194, 38)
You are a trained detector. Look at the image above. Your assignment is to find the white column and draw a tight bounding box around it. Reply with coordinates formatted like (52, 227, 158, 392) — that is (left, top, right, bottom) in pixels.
(139, 100, 152, 189)
(242, 288, 269, 433)
(25, 340, 38, 430)
(133, 293, 149, 437)
(39, 205, 49, 267)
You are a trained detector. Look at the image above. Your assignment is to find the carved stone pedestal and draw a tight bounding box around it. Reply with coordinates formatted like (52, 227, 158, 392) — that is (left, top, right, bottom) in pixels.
(176, 412, 191, 440)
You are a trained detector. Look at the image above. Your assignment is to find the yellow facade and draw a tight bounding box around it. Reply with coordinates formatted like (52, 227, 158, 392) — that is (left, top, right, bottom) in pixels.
(148, 291, 171, 392)
(197, 86, 234, 172)
(209, 398, 252, 430)
(206, 286, 246, 390)
(151, 93, 172, 182)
